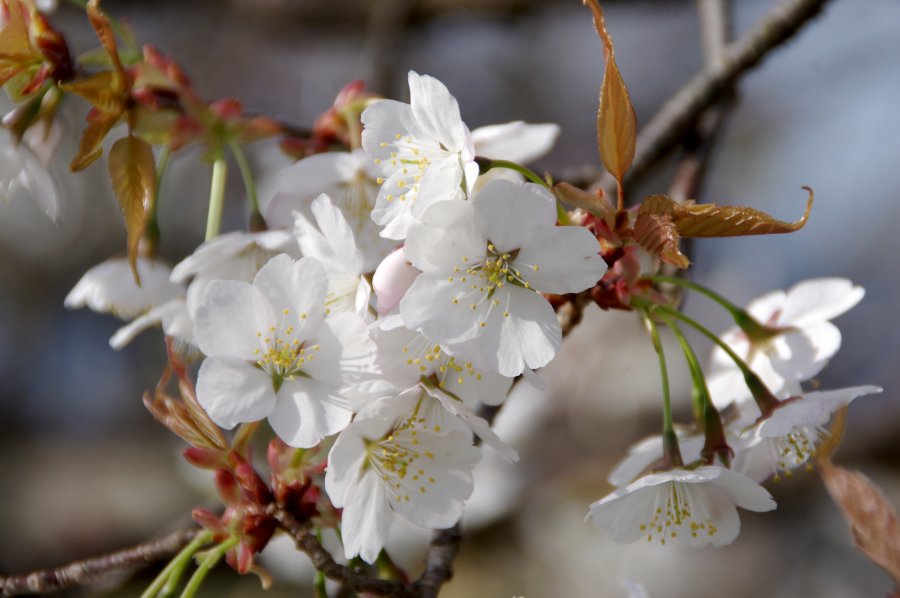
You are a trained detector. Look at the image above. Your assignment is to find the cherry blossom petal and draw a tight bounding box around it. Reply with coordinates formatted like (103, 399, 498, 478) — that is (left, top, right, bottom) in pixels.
(252, 255, 326, 339)
(472, 180, 556, 254)
(781, 277, 865, 326)
(471, 121, 560, 164)
(514, 224, 605, 294)
(269, 378, 352, 448)
(408, 71, 468, 153)
(194, 280, 274, 359)
(196, 356, 276, 429)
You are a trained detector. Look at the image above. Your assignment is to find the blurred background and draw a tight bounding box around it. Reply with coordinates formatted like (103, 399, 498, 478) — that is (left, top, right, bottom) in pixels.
(1, 0, 898, 596)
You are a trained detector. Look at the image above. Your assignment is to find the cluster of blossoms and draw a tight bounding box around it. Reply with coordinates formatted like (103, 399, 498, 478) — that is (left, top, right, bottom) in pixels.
(66, 69, 883, 569)
(68, 71, 610, 564)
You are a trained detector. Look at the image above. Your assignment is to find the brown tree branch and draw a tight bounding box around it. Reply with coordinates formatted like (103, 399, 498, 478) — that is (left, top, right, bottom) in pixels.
(594, 0, 832, 197)
(0, 529, 198, 597)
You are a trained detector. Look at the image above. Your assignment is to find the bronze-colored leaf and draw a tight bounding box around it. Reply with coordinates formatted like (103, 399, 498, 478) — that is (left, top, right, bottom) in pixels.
(553, 181, 615, 222)
(633, 211, 691, 269)
(820, 462, 900, 585)
(584, 0, 636, 183)
(638, 187, 814, 238)
(108, 135, 156, 283)
(70, 110, 120, 171)
(86, 0, 124, 75)
(0, 0, 32, 57)
(60, 70, 126, 114)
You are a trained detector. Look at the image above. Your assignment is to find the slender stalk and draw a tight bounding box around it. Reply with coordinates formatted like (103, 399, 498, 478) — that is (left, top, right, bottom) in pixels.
(653, 304, 781, 414)
(661, 315, 732, 465)
(642, 312, 683, 467)
(204, 158, 228, 241)
(141, 531, 213, 598)
(313, 530, 328, 598)
(179, 538, 238, 598)
(144, 146, 171, 257)
(228, 139, 266, 231)
(479, 158, 548, 188)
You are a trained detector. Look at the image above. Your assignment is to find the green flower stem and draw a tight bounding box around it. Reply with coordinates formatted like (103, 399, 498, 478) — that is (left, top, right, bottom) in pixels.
(227, 139, 265, 231)
(144, 146, 171, 257)
(661, 316, 732, 466)
(653, 304, 781, 415)
(375, 550, 406, 581)
(642, 311, 683, 468)
(179, 537, 239, 598)
(140, 531, 213, 598)
(646, 274, 778, 342)
(313, 570, 328, 598)
(205, 158, 228, 241)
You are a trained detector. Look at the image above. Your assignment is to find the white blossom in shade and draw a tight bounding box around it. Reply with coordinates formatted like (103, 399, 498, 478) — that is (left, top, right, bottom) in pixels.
(607, 432, 705, 488)
(325, 389, 481, 563)
(587, 465, 776, 548)
(0, 125, 62, 223)
(707, 278, 865, 409)
(65, 256, 184, 319)
(361, 71, 479, 241)
(731, 385, 882, 482)
(373, 315, 513, 408)
(399, 179, 606, 376)
(471, 121, 560, 166)
(372, 248, 420, 316)
(193, 254, 375, 448)
(109, 298, 194, 351)
(261, 149, 393, 270)
(293, 194, 374, 319)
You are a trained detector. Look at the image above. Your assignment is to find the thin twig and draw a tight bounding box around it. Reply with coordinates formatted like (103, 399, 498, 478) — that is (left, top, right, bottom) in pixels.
(269, 506, 416, 598)
(593, 0, 831, 197)
(0, 529, 198, 597)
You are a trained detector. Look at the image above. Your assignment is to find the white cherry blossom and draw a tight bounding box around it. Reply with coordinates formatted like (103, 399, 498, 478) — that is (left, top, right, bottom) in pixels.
(193, 254, 375, 447)
(361, 71, 478, 240)
(372, 247, 420, 316)
(66, 256, 183, 319)
(607, 432, 705, 488)
(588, 465, 776, 548)
(0, 124, 62, 223)
(707, 278, 865, 409)
(261, 149, 393, 269)
(325, 389, 481, 563)
(731, 385, 882, 482)
(294, 194, 373, 319)
(399, 179, 606, 376)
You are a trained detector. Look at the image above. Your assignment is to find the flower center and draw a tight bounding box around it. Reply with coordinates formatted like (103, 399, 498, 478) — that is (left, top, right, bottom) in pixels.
(638, 481, 718, 546)
(398, 334, 484, 387)
(253, 311, 317, 391)
(365, 408, 438, 504)
(769, 425, 820, 480)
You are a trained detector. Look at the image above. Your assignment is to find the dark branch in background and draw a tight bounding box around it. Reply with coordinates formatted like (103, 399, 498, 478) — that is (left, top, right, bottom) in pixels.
(0, 529, 197, 597)
(594, 0, 831, 198)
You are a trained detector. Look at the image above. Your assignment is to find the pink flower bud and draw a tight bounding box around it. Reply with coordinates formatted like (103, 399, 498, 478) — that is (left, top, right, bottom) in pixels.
(373, 247, 420, 316)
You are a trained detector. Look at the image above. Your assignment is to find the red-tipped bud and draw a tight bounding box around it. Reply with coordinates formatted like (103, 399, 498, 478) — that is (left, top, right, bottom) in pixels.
(214, 469, 242, 505)
(234, 462, 273, 506)
(183, 446, 227, 470)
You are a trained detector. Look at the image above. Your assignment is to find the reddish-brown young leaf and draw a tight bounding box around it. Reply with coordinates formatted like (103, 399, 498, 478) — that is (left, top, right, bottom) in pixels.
(86, 0, 124, 75)
(108, 135, 156, 282)
(638, 187, 814, 237)
(553, 181, 615, 224)
(632, 211, 691, 269)
(820, 462, 900, 585)
(0, 0, 32, 57)
(583, 0, 636, 184)
(70, 109, 120, 171)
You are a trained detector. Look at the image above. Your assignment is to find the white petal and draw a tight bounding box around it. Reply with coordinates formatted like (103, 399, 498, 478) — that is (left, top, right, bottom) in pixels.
(295, 193, 366, 276)
(407, 71, 468, 153)
(373, 248, 420, 316)
(65, 257, 183, 319)
(252, 254, 326, 339)
(513, 224, 605, 294)
(109, 298, 192, 349)
(269, 378, 352, 448)
(196, 356, 276, 429)
(361, 99, 426, 168)
(194, 279, 274, 359)
(339, 470, 392, 563)
(404, 199, 484, 271)
(400, 272, 483, 345)
(745, 289, 787, 324)
(472, 180, 556, 254)
(781, 277, 865, 326)
(471, 121, 560, 164)
(705, 467, 776, 513)
(324, 426, 367, 506)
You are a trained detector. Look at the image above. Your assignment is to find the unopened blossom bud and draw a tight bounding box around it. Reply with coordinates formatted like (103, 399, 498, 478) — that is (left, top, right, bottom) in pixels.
(234, 461, 273, 506)
(182, 446, 228, 470)
(373, 247, 419, 316)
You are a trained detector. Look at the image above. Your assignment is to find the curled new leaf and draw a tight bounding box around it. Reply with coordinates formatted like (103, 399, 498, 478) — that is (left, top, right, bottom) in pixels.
(553, 181, 615, 223)
(108, 135, 156, 283)
(632, 211, 691, 269)
(584, 0, 636, 184)
(86, 0, 124, 75)
(638, 187, 814, 237)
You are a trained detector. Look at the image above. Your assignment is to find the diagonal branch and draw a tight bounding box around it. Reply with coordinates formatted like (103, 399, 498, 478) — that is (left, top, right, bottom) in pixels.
(0, 529, 198, 597)
(594, 0, 832, 197)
